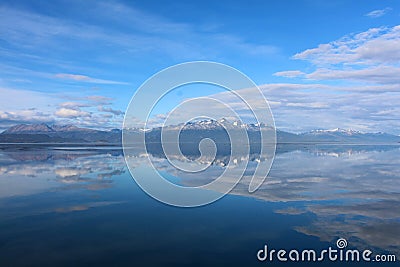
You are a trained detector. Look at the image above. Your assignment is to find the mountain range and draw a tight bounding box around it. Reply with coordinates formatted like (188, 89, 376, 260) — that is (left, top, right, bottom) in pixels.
(1, 121, 399, 145)
(0, 123, 122, 144)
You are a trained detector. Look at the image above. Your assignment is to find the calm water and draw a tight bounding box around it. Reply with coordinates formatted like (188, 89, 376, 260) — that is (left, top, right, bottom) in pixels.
(0, 145, 399, 266)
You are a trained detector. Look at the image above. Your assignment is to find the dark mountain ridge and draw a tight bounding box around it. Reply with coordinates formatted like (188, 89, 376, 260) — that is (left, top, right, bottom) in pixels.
(1, 121, 400, 145)
(1, 123, 121, 144)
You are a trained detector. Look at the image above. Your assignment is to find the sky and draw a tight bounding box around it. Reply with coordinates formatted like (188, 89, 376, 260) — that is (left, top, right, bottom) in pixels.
(0, 0, 399, 134)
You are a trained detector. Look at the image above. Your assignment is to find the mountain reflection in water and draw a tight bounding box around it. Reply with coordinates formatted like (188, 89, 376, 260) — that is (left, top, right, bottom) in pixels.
(0, 144, 398, 266)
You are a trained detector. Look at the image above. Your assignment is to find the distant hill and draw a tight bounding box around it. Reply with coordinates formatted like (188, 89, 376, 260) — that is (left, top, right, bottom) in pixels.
(140, 120, 400, 156)
(1, 121, 400, 145)
(298, 128, 400, 143)
(143, 119, 400, 144)
(1, 123, 121, 144)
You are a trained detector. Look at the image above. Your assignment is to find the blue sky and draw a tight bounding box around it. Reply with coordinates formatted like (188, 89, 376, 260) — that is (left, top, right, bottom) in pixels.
(0, 0, 399, 133)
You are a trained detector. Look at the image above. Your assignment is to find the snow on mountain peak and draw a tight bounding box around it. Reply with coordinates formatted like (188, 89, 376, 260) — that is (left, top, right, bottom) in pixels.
(308, 128, 362, 135)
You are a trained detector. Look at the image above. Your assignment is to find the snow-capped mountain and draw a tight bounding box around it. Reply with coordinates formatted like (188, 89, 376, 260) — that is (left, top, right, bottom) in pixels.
(164, 118, 269, 131)
(1, 121, 399, 144)
(307, 128, 362, 135)
(3, 123, 55, 134)
(299, 128, 400, 143)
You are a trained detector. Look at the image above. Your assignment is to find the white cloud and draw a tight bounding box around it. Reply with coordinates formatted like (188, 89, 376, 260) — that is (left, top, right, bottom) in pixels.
(365, 7, 392, 18)
(86, 95, 113, 104)
(55, 167, 89, 178)
(354, 37, 400, 63)
(306, 65, 400, 84)
(293, 25, 400, 66)
(97, 106, 124, 116)
(55, 73, 129, 85)
(286, 102, 329, 108)
(55, 108, 91, 118)
(273, 70, 305, 78)
(277, 25, 400, 85)
(59, 102, 89, 108)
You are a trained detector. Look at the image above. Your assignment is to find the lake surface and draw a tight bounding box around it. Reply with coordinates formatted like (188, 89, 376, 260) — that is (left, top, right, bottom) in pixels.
(0, 145, 398, 266)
